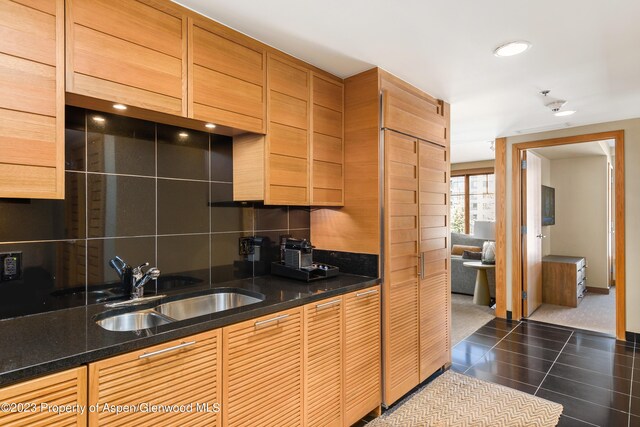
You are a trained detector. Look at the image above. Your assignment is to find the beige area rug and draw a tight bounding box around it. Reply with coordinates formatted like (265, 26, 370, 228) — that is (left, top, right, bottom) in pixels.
(528, 287, 615, 335)
(367, 371, 563, 427)
(451, 294, 495, 346)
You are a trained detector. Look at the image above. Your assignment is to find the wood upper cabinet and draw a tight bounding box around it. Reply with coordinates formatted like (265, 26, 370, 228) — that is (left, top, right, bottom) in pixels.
(344, 286, 381, 426)
(304, 296, 343, 427)
(0, 366, 87, 426)
(222, 306, 304, 426)
(66, 0, 187, 116)
(383, 130, 420, 405)
(188, 16, 266, 133)
(0, 0, 64, 199)
(311, 73, 344, 206)
(88, 330, 221, 426)
(265, 53, 311, 205)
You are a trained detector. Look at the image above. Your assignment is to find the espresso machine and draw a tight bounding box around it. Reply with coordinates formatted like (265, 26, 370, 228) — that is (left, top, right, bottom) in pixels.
(271, 238, 339, 281)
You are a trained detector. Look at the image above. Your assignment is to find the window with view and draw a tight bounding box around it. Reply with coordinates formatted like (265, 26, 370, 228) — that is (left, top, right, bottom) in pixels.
(450, 171, 495, 235)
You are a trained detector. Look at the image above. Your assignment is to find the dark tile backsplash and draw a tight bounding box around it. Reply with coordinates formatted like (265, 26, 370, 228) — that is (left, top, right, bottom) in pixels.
(0, 107, 310, 320)
(313, 250, 379, 277)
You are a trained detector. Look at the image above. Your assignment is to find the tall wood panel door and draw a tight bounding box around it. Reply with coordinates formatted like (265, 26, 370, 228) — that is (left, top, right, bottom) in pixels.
(0, 366, 87, 426)
(382, 130, 420, 406)
(189, 16, 266, 133)
(344, 287, 381, 426)
(266, 54, 310, 205)
(522, 151, 543, 316)
(223, 307, 304, 426)
(66, 0, 186, 116)
(88, 330, 221, 426)
(418, 140, 451, 381)
(311, 73, 344, 206)
(0, 0, 64, 199)
(304, 296, 343, 427)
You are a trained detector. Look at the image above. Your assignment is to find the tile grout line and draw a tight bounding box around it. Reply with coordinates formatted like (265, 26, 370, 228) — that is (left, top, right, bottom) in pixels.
(629, 339, 635, 427)
(560, 414, 599, 427)
(535, 330, 573, 396)
(463, 321, 522, 374)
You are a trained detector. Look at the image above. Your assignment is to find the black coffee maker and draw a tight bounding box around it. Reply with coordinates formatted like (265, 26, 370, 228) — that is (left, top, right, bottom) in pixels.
(271, 238, 338, 282)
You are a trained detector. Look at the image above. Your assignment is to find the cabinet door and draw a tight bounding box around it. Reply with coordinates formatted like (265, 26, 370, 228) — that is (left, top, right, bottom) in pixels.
(0, 366, 87, 426)
(311, 73, 344, 206)
(223, 307, 303, 426)
(190, 17, 266, 133)
(0, 0, 64, 198)
(344, 286, 381, 426)
(418, 140, 451, 381)
(88, 330, 221, 427)
(66, 0, 186, 116)
(383, 130, 420, 405)
(304, 296, 343, 427)
(265, 54, 310, 205)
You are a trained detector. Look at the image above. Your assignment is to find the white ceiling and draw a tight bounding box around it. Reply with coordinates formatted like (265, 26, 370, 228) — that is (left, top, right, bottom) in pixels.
(531, 140, 611, 160)
(175, 0, 640, 163)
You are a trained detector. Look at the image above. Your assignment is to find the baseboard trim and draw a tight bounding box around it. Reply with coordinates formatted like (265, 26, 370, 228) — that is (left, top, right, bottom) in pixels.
(586, 286, 610, 295)
(506, 310, 512, 320)
(625, 331, 639, 343)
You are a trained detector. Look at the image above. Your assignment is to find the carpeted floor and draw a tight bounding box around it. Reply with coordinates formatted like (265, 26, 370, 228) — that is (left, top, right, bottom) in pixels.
(528, 286, 615, 335)
(366, 371, 563, 427)
(451, 294, 495, 346)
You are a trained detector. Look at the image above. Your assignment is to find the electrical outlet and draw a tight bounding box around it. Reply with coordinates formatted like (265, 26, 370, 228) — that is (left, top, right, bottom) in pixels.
(239, 237, 254, 256)
(0, 252, 22, 281)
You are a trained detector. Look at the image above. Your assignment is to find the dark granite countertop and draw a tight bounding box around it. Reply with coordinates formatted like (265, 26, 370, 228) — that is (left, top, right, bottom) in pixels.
(0, 273, 378, 386)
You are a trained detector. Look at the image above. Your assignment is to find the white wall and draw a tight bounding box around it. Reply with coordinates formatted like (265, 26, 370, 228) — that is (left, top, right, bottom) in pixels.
(504, 118, 640, 333)
(451, 159, 494, 171)
(539, 155, 552, 256)
(550, 156, 609, 289)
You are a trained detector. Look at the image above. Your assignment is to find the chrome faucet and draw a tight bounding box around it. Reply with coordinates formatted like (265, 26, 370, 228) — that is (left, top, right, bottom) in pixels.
(108, 256, 161, 302)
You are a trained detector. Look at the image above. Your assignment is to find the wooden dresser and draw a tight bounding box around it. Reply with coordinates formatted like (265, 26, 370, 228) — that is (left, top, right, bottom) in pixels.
(542, 255, 587, 307)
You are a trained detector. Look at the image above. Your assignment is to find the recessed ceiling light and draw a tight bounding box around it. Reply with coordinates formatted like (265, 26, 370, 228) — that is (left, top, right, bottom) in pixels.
(205, 123, 216, 129)
(554, 110, 576, 117)
(493, 41, 531, 57)
(178, 131, 189, 138)
(92, 116, 105, 123)
(113, 104, 127, 110)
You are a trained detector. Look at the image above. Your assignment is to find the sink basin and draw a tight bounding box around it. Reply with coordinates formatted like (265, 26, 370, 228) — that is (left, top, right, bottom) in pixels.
(154, 292, 264, 321)
(96, 310, 173, 332)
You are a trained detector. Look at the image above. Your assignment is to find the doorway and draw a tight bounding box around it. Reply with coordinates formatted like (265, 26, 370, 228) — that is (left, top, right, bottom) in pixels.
(497, 130, 626, 340)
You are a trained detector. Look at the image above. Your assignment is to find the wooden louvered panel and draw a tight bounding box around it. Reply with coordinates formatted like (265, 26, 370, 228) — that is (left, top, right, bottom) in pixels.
(265, 53, 310, 205)
(344, 287, 381, 427)
(304, 297, 343, 427)
(418, 139, 450, 381)
(67, 0, 186, 116)
(223, 307, 303, 427)
(0, 367, 87, 426)
(88, 330, 220, 427)
(383, 130, 420, 406)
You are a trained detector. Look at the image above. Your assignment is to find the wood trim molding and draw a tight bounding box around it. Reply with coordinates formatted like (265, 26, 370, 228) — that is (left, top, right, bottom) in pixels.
(494, 138, 507, 318)
(451, 167, 494, 176)
(504, 130, 626, 339)
(586, 286, 610, 295)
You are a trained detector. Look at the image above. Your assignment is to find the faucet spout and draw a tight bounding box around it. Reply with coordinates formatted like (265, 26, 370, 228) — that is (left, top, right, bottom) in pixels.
(132, 267, 161, 299)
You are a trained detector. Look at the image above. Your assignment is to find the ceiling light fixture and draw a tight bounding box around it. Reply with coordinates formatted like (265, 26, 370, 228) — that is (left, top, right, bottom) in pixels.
(113, 104, 127, 111)
(554, 110, 576, 117)
(493, 41, 531, 57)
(205, 123, 216, 129)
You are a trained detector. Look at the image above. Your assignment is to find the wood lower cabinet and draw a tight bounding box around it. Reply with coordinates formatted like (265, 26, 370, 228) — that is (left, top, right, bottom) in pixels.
(88, 330, 221, 426)
(304, 296, 343, 427)
(542, 255, 587, 307)
(0, 0, 64, 199)
(189, 16, 266, 133)
(0, 366, 87, 426)
(222, 306, 304, 426)
(344, 287, 381, 426)
(66, 0, 186, 116)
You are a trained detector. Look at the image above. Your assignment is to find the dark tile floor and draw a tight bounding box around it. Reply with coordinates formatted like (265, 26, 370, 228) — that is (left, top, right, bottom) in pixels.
(452, 318, 639, 426)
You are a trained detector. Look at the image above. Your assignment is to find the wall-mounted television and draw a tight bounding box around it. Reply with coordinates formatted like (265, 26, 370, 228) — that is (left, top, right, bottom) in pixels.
(541, 185, 555, 226)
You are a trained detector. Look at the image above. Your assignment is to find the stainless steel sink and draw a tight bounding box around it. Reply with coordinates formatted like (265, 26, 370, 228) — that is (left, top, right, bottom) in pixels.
(96, 310, 174, 332)
(154, 292, 264, 321)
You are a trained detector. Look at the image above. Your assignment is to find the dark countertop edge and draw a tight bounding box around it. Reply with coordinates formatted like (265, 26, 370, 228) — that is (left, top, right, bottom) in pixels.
(0, 276, 379, 387)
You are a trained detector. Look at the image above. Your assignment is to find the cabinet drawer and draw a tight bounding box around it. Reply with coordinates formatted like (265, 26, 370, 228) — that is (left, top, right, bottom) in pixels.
(88, 330, 221, 427)
(223, 307, 303, 426)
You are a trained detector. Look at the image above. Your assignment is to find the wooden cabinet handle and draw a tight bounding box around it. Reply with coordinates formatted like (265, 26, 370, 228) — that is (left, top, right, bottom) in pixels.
(316, 299, 341, 310)
(356, 289, 379, 298)
(255, 314, 289, 328)
(138, 341, 196, 359)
